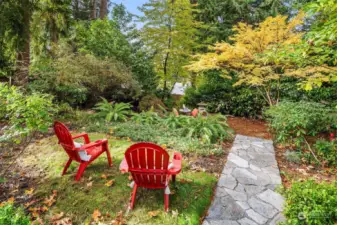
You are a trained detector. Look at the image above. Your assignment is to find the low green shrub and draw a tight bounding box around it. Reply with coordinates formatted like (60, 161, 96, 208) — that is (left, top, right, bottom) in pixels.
(0, 83, 55, 142)
(113, 121, 223, 155)
(138, 95, 166, 112)
(313, 139, 337, 167)
(182, 114, 233, 144)
(183, 71, 266, 118)
(281, 180, 337, 225)
(130, 111, 161, 125)
(264, 101, 336, 147)
(94, 98, 131, 122)
(0, 203, 30, 225)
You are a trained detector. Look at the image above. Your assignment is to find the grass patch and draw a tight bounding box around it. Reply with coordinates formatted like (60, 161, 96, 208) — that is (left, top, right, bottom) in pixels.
(20, 133, 218, 224)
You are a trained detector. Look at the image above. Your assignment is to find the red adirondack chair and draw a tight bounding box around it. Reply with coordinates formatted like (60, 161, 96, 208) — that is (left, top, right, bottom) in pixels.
(120, 142, 182, 212)
(53, 121, 112, 181)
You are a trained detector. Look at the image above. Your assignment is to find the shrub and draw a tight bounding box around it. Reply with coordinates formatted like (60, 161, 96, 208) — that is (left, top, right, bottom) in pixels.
(182, 115, 233, 144)
(113, 121, 223, 155)
(130, 111, 161, 125)
(264, 101, 336, 147)
(138, 95, 166, 112)
(0, 203, 30, 225)
(0, 84, 55, 143)
(313, 139, 337, 167)
(281, 180, 337, 225)
(183, 71, 266, 118)
(29, 45, 140, 106)
(94, 98, 131, 122)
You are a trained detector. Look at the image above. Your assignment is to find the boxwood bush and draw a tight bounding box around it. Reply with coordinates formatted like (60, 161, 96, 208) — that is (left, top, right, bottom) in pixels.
(281, 180, 337, 225)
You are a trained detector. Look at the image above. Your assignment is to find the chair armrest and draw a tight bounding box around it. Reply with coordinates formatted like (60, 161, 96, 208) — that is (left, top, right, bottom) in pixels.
(72, 133, 90, 144)
(168, 152, 182, 175)
(119, 158, 129, 174)
(76, 139, 108, 151)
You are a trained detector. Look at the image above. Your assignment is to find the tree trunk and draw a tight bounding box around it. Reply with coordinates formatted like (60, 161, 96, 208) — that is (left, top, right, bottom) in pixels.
(100, 0, 108, 19)
(90, 0, 97, 20)
(50, 20, 58, 44)
(14, 0, 31, 86)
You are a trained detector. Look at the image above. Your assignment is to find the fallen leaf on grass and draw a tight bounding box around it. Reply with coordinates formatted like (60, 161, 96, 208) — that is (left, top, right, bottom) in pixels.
(105, 180, 115, 187)
(92, 209, 101, 222)
(51, 212, 64, 221)
(44, 190, 57, 207)
(179, 178, 192, 183)
(53, 217, 72, 225)
(0, 197, 15, 207)
(25, 188, 34, 196)
(148, 210, 160, 218)
(87, 182, 93, 187)
(101, 174, 107, 179)
(24, 199, 41, 208)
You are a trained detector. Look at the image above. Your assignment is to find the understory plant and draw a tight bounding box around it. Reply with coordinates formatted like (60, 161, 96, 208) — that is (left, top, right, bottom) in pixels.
(0, 83, 55, 177)
(265, 101, 336, 161)
(280, 180, 337, 225)
(313, 139, 337, 167)
(0, 203, 30, 225)
(94, 97, 131, 122)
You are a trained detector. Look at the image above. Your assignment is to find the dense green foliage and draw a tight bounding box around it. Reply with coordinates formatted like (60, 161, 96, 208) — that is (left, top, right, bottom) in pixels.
(94, 98, 132, 122)
(184, 71, 266, 118)
(313, 139, 337, 166)
(0, 84, 55, 142)
(264, 101, 336, 147)
(0, 203, 30, 225)
(281, 180, 337, 225)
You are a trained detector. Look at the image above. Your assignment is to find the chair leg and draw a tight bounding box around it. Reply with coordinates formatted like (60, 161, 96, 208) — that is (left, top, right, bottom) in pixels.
(130, 184, 138, 210)
(164, 193, 169, 212)
(172, 175, 176, 183)
(75, 162, 88, 181)
(62, 158, 72, 175)
(106, 149, 112, 167)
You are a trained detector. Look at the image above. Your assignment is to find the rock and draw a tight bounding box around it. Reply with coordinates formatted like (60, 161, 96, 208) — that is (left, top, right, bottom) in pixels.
(246, 209, 268, 224)
(225, 188, 248, 201)
(248, 197, 278, 219)
(237, 218, 258, 225)
(228, 153, 249, 168)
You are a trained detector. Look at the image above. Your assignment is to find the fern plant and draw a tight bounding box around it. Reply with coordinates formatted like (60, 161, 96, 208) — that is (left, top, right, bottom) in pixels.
(183, 114, 233, 144)
(131, 111, 161, 125)
(94, 98, 131, 122)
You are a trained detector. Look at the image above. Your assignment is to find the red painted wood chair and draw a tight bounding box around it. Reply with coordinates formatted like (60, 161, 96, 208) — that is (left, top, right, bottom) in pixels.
(53, 121, 112, 181)
(119, 143, 182, 212)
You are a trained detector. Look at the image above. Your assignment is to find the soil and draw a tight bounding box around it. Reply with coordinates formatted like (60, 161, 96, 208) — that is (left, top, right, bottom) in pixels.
(227, 116, 272, 140)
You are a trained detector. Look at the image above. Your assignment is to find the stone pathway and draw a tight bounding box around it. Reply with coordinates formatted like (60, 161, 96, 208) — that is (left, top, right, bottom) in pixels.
(203, 135, 286, 225)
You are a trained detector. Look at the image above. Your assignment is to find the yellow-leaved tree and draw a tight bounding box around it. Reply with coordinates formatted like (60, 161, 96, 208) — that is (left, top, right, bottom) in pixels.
(186, 12, 305, 106)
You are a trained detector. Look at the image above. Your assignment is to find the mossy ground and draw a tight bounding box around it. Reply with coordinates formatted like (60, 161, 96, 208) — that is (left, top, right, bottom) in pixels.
(19, 133, 218, 225)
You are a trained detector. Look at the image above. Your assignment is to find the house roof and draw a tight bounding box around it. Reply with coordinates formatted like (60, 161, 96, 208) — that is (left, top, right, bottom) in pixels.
(171, 82, 190, 96)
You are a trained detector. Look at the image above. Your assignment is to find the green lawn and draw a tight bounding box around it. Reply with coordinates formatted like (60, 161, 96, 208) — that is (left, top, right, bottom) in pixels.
(20, 133, 217, 225)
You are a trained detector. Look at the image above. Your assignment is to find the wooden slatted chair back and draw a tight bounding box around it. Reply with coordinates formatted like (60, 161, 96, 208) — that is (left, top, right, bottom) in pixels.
(54, 121, 81, 162)
(125, 143, 170, 189)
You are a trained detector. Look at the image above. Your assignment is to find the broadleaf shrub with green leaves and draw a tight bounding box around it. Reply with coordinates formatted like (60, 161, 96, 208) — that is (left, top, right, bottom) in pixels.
(280, 180, 337, 225)
(313, 139, 337, 167)
(112, 121, 223, 155)
(0, 83, 55, 143)
(264, 101, 336, 147)
(94, 98, 131, 122)
(0, 203, 30, 225)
